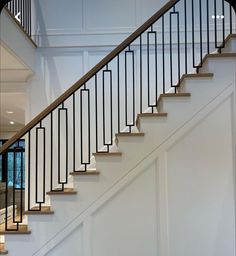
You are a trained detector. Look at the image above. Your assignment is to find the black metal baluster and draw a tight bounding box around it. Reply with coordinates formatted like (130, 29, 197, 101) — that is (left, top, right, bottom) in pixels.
(5, 152, 9, 230)
(102, 72, 106, 151)
(36, 122, 46, 210)
(222, 0, 225, 47)
(117, 56, 121, 133)
(29, 0, 31, 36)
(214, 0, 218, 48)
(155, 31, 158, 99)
(58, 106, 61, 189)
(192, 0, 196, 68)
(85, 84, 91, 168)
(207, 0, 210, 54)
(13, 146, 16, 225)
(139, 35, 143, 113)
(10, 0, 12, 13)
(28, 131, 31, 210)
(199, 0, 203, 68)
(95, 75, 98, 152)
(19, 0, 22, 27)
(26, 0, 29, 34)
(58, 103, 68, 187)
(80, 85, 90, 170)
(125, 48, 135, 131)
(73, 93, 76, 172)
(177, 8, 180, 89)
(147, 33, 151, 111)
(229, 5, 232, 34)
(162, 16, 165, 94)
(148, 26, 158, 109)
(132, 48, 135, 127)
(35, 126, 39, 207)
(170, 8, 173, 87)
(13, 0, 15, 16)
(50, 112, 53, 191)
(16, 0, 18, 17)
(64, 104, 68, 181)
(102, 67, 113, 147)
(22, 0, 24, 28)
(184, 0, 188, 74)
(43, 124, 46, 201)
(19, 146, 24, 222)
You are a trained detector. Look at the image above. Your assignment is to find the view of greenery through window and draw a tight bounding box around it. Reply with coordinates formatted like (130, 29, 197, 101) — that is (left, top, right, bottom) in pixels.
(0, 140, 25, 189)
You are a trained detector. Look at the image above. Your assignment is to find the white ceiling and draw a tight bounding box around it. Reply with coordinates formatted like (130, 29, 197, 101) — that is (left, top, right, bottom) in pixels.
(0, 43, 33, 133)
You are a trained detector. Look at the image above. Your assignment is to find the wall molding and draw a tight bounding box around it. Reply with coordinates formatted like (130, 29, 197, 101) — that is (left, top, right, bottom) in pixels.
(32, 75, 235, 256)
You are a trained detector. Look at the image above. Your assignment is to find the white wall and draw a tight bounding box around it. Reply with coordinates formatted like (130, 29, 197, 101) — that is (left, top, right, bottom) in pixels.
(32, 0, 168, 47)
(24, 0, 236, 207)
(5, 47, 236, 256)
(45, 59, 236, 256)
(166, 96, 235, 256)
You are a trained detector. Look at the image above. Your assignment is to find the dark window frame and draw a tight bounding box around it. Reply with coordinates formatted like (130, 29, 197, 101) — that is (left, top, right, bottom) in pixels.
(0, 139, 25, 189)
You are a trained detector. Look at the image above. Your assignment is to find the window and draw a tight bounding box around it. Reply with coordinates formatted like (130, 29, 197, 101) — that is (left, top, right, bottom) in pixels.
(0, 140, 25, 189)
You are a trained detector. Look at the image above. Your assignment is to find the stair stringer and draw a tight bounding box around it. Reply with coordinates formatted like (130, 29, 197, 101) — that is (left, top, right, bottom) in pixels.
(33, 74, 236, 256)
(4, 56, 236, 255)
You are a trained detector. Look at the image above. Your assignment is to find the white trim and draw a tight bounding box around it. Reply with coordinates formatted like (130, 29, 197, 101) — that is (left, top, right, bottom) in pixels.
(32, 77, 235, 256)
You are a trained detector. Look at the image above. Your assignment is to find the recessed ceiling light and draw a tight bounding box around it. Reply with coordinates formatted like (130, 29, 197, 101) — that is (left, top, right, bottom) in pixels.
(6, 111, 14, 114)
(9, 121, 15, 125)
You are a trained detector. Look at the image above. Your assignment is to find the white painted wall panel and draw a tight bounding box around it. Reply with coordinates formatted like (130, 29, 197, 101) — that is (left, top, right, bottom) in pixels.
(91, 162, 158, 256)
(166, 96, 235, 256)
(46, 225, 83, 256)
(35, 0, 83, 35)
(84, 0, 137, 32)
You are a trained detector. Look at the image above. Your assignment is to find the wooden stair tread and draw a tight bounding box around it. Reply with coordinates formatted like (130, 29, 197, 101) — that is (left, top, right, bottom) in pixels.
(175, 73, 214, 87)
(207, 53, 236, 58)
(159, 93, 191, 97)
(137, 112, 168, 118)
(93, 152, 122, 156)
(217, 34, 236, 52)
(200, 52, 236, 67)
(47, 188, 77, 195)
(0, 224, 31, 235)
(115, 132, 145, 137)
(25, 206, 54, 215)
(70, 169, 100, 175)
(156, 93, 191, 108)
(0, 251, 8, 255)
(0, 243, 8, 255)
(136, 112, 168, 128)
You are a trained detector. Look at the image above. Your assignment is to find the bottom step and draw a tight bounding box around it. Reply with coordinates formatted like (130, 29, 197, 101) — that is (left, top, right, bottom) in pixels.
(25, 206, 54, 215)
(0, 224, 31, 235)
(0, 243, 7, 255)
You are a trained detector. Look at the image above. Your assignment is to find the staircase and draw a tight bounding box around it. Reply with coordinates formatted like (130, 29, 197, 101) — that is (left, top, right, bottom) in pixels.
(0, 0, 236, 255)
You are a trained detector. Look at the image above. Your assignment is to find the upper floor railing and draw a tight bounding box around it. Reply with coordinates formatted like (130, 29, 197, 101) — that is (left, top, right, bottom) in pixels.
(3, 0, 36, 46)
(0, 0, 235, 231)
(5, 0, 31, 36)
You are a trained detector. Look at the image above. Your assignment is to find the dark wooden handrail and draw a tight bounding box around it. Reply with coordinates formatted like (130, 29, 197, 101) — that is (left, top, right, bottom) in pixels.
(0, 0, 179, 154)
